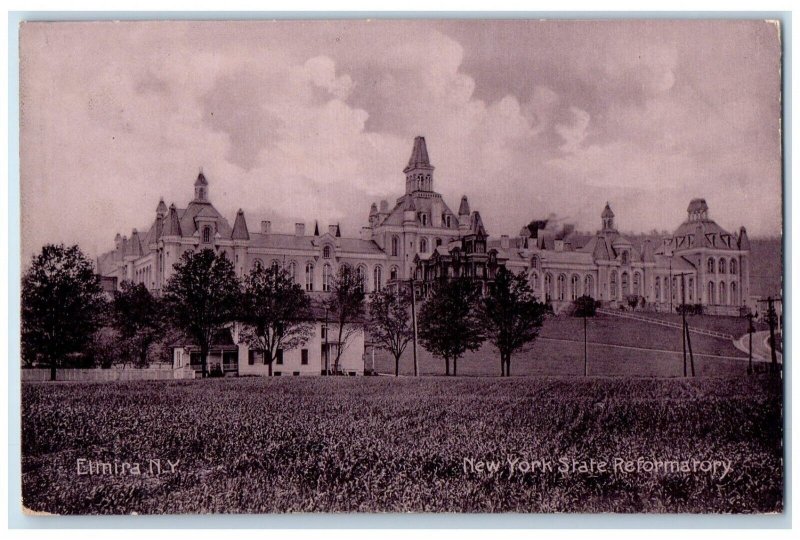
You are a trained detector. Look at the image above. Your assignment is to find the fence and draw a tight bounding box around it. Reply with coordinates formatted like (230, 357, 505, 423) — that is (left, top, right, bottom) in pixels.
(21, 367, 196, 382)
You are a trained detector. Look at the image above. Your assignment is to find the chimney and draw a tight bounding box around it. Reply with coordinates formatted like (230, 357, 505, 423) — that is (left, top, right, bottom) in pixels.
(380, 199, 389, 213)
(360, 226, 373, 241)
(261, 221, 271, 235)
(295, 223, 305, 237)
(500, 235, 509, 249)
(555, 240, 564, 252)
(328, 225, 337, 236)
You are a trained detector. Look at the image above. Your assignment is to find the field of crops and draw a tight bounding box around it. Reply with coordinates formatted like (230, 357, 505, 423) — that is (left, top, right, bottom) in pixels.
(22, 376, 782, 514)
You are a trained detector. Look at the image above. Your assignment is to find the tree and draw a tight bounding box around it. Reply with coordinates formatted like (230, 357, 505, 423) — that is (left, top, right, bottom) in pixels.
(21, 244, 107, 380)
(368, 286, 414, 376)
(573, 294, 600, 377)
(325, 265, 366, 374)
(418, 278, 485, 376)
(162, 249, 241, 377)
(482, 268, 549, 377)
(239, 264, 313, 376)
(111, 281, 164, 368)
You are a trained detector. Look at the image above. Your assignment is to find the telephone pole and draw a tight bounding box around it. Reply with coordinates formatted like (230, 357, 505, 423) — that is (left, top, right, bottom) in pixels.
(409, 278, 419, 377)
(746, 311, 755, 375)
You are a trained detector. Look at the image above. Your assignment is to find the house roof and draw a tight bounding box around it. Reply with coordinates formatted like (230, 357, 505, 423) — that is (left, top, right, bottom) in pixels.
(403, 136, 433, 173)
(231, 209, 250, 240)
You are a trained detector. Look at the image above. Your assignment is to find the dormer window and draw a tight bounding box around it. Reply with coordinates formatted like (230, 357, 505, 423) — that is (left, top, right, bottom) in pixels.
(323, 246, 332, 259)
(419, 213, 428, 226)
(444, 215, 451, 228)
(202, 226, 211, 243)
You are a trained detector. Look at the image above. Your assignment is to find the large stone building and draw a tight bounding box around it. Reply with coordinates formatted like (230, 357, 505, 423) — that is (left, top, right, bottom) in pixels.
(98, 135, 752, 325)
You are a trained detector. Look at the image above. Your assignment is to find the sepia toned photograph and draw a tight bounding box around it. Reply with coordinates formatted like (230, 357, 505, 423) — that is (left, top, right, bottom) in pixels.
(18, 18, 784, 516)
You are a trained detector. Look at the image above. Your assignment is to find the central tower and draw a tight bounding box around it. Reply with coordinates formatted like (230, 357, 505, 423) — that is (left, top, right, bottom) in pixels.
(404, 136, 434, 194)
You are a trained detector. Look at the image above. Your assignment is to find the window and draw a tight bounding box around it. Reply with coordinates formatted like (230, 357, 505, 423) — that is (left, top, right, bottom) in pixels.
(323, 264, 332, 292)
(545, 273, 553, 299)
(557, 274, 567, 301)
(633, 272, 641, 296)
(271, 260, 280, 271)
(288, 261, 296, 282)
(584, 275, 594, 298)
(305, 263, 314, 291)
(301, 349, 308, 365)
(531, 256, 539, 270)
(390, 266, 398, 281)
(707, 281, 715, 304)
(620, 251, 629, 265)
(531, 272, 539, 291)
(688, 278, 694, 302)
(323, 246, 331, 259)
(421, 213, 428, 226)
(373, 266, 382, 292)
(356, 265, 366, 292)
(718, 258, 726, 274)
(420, 238, 428, 253)
(276, 349, 284, 365)
(435, 237, 442, 247)
(203, 226, 211, 243)
(391, 236, 399, 257)
(610, 271, 618, 299)
(730, 259, 737, 275)
(248, 350, 259, 365)
(252, 258, 263, 270)
(570, 275, 579, 300)
(707, 257, 715, 273)
(445, 215, 451, 228)
(731, 282, 737, 305)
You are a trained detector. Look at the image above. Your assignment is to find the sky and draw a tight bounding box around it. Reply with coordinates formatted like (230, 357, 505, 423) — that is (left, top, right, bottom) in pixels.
(19, 20, 782, 262)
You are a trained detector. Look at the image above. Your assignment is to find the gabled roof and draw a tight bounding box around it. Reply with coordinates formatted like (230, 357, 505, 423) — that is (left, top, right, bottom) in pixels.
(468, 211, 487, 236)
(178, 202, 232, 237)
(194, 171, 208, 186)
(163, 204, 183, 237)
(231, 209, 250, 240)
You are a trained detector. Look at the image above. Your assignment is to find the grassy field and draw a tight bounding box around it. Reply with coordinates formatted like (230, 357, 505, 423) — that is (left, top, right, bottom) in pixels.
(22, 376, 782, 514)
(369, 314, 754, 377)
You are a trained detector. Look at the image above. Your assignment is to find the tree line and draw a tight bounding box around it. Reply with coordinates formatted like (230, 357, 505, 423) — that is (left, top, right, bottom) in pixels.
(22, 243, 555, 379)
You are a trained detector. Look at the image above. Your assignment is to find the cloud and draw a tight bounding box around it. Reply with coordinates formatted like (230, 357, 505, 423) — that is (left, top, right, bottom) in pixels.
(19, 20, 782, 264)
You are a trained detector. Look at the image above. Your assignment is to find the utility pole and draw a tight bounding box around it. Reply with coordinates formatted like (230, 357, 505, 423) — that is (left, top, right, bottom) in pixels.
(680, 273, 687, 377)
(410, 278, 419, 377)
(746, 311, 755, 375)
(583, 315, 588, 377)
(766, 296, 779, 374)
(324, 308, 330, 375)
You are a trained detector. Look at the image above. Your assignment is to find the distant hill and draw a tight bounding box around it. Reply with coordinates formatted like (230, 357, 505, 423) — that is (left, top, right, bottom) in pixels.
(749, 237, 783, 299)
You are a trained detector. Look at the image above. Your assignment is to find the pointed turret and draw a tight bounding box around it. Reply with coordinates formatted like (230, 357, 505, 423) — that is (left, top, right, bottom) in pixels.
(335, 223, 341, 238)
(738, 226, 750, 250)
(156, 198, 168, 218)
(128, 229, 143, 257)
(194, 169, 209, 201)
(163, 204, 183, 237)
(231, 209, 250, 240)
(601, 202, 615, 231)
(403, 136, 435, 194)
(314, 221, 320, 236)
(458, 195, 470, 216)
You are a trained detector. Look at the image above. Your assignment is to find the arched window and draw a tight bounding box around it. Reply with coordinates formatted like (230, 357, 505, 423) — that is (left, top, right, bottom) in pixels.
(356, 265, 367, 292)
(390, 266, 398, 281)
(531, 256, 539, 270)
(531, 272, 539, 291)
(420, 213, 428, 226)
(252, 258, 263, 270)
(621, 251, 629, 265)
(323, 245, 331, 259)
(287, 261, 296, 282)
(610, 271, 618, 299)
(391, 236, 399, 257)
(373, 266, 383, 292)
(545, 273, 553, 300)
(322, 264, 332, 292)
(655, 277, 661, 302)
(707, 257, 715, 273)
(633, 272, 641, 296)
(203, 226, 211, 243)
(305, 263, 314, 291)
(271, 259, 280, 271)
(557, 274, 567, 301)
(718, 258, 726, 274)
(584, 275, 594, 298)
(420, 238, 428, 253)
(730, 258, 737, 275)
(672, 277, 678, 302)
(688, 278, 694, 302)
(719, 281, 727, 305)
(621, 271, 630, 296)
(707, 281, 715, 304)
(435, 237, 442, 247)
(730, 282, 738, 305)
(570, 274, 580, 300)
